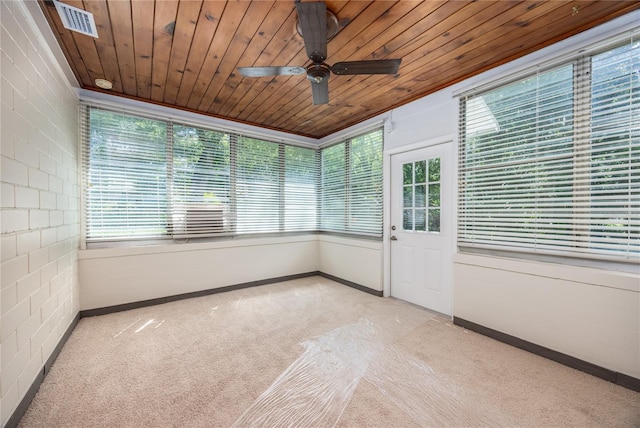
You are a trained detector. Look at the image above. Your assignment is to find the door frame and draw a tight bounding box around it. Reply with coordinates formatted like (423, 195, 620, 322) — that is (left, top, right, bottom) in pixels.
(383, 135, 457, 303)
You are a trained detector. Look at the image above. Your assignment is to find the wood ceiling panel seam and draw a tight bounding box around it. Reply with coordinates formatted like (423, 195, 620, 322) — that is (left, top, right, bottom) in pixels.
(184, 1, 252, 110)
(458, 1, 640, 74)
(305, 2, 638, 138)
(254, 0, 636, 137)
(216, 5, 302, 117)
(226, 1, 355, 120)
(82, 0, 124, 92)
(62, 0, 105, 86)
(173, 0, 227, 107)
(295, 2, 528, 132)
(82, 0, 114, 44)
(390, 1, 572, 94)
(150, 0, 180, 102)
(238, 0, 373, 125)
(266, 1, 455, 130)
(281, 0, 534, 132)
(532, 0, 640, 44)
(106, 0, 137, 95)
(39, 0, 638, 138)
(220, 12, 304, 119)
(210, 0, 316, 122)
(206, 0, 314, 120)
(257, 0, 398, 127)
(209, 1, 294, 117)
(95, 41, 124, 93)
(291, 1, 523, 128)
(263, 1, 470, 129)
(294, 0, 569, 135)
(163, 0, 204, 105)
(204, 1, 305, 120)
(37, 1, 92, 86)
(195, 1, 280, 113)
(410, 0, 616, 82)
(365, 1, 468, 64)
(131, 0, 155, 99)
(327, 1, 432, 63)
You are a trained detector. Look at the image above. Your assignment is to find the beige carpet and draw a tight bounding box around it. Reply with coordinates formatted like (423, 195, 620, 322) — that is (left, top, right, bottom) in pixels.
(18, 276, 640, 427)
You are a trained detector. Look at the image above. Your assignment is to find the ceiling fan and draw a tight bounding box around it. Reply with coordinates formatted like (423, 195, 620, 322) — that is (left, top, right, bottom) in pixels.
(237, 1, 402, 105)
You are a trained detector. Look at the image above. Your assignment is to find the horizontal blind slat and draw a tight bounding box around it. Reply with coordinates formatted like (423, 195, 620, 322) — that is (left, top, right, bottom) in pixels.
(458, 40, 639, 262)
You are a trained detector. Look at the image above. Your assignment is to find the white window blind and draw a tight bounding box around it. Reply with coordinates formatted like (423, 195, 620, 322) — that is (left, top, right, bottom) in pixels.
(285, 146, 318, 231)
(320, 130, 383, 236)
(349, 131, 384, 234)
(236, 137, 281, 233)
(170, 125, 230, 238)
(459, 39, 639, 261)
(83, 108, 168, 240)
(320, 142, 347, 232)
(82, 104, 382, 243)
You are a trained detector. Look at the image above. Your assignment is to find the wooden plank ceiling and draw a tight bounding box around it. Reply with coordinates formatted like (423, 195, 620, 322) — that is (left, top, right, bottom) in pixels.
(39, 0, 638, 139)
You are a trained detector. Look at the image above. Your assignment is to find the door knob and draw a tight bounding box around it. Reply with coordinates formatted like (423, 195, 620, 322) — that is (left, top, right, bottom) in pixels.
(390, 235, 398, 241)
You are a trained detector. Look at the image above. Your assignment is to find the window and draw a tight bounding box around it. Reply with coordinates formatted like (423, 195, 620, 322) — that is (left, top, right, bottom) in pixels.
(85, 109, 168, 240)
(82, 105, 383, 243)
(402, 158, 441, 233)
(171, 126, 230, 237)
(320, 130, 384, 236)
(459, 40, 639, 262)
(285, 146, 319, 231)
(236, 137, 280, 233)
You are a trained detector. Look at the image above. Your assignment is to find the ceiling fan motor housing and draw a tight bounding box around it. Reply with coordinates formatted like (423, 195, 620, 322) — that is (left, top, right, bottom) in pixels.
(306, 63, 330, 83)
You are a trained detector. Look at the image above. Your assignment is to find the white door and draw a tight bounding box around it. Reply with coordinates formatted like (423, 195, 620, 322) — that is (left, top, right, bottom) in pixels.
(390, 142, 453, 315)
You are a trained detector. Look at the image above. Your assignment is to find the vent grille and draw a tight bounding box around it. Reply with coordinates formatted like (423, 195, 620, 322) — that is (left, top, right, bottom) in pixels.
(53, 1, 98, 38)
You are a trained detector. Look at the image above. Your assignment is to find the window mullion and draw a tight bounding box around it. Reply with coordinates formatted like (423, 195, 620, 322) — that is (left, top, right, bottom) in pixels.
(345, 142, 351, 231)
(166, 122, 174, 237)
(279, 143, 285, 232)
(229, 133, 238, 233)
(573, 57, 592, 249)
(315, 149, 321, 231)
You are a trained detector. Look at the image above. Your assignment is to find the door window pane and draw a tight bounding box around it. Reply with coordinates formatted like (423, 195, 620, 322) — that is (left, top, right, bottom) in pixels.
(403, 186, 413, 208)
(429, 209, 441, 232)
(415, 209, 426, 231)
(415, 184, 426, 207)
(428, 183, 440, 208)
(401, 157, 441, 233)
(428, 158, 440, 181)
(403, 209, 413, 230)
(415, 160, 426, 183)
(403, 163, 413, 185)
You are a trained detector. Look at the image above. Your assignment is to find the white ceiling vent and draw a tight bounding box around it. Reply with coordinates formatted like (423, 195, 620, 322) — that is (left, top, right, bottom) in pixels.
(53, 1, 99, 38)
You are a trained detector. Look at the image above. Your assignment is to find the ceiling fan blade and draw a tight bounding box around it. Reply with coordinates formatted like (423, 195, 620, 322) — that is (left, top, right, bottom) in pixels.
(237, 66, 306, 77)
(331, 59, 402, 75)
(310, 78, 329, 105)
(296, 1, 327, 62)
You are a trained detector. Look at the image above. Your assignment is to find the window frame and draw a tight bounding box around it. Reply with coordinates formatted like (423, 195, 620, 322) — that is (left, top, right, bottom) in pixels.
(457, 39, 639, 264)
(319, 129, 384, 237)
(80, 104, 384, 246)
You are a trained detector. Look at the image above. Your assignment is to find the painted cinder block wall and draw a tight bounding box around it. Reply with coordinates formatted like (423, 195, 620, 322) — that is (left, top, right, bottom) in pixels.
(0, 1, 80, 424)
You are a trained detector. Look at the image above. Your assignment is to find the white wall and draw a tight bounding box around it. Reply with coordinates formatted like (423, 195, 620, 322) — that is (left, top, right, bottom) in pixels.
(454, 254, 640, 378)
(79, 236, 319, 310)
(372, 11, 640, 379)
(0, 0, 80, 424)
(79, 234, 385, 310)
(318, 235, 383, 291)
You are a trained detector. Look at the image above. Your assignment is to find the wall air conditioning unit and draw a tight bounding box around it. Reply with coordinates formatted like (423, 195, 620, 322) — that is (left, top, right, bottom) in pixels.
(171, 204, 227, 239)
